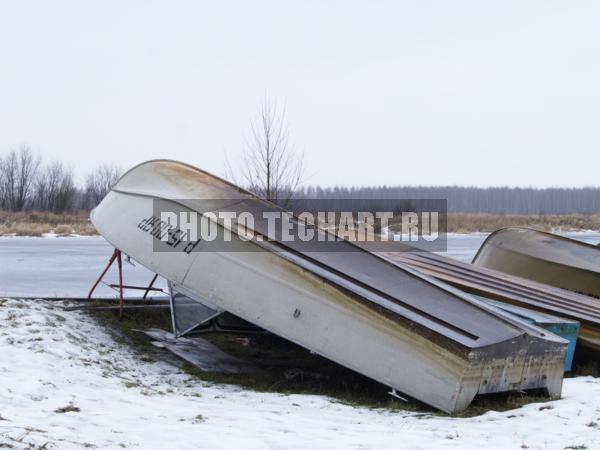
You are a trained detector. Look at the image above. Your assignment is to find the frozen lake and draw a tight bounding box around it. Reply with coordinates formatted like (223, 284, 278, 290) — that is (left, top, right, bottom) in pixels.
(0, 232, 598, 298)
(0, 236, 166, 298)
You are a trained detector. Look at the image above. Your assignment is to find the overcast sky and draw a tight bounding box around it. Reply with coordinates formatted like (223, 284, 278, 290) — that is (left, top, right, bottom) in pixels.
(0, 1, 598, 187)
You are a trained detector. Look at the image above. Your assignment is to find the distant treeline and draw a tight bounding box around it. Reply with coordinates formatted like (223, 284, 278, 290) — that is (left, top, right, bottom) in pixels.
(296, 186, 600, 214)
(2, 146, 599, 215)
(0, 147, 121, 213)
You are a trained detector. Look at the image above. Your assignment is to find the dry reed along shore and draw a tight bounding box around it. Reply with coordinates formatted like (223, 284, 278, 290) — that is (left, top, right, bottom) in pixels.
(1, 211, 599, 237)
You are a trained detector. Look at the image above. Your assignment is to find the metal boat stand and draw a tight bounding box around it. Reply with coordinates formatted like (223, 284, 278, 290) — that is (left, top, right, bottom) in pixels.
(87, 248, 163, 318)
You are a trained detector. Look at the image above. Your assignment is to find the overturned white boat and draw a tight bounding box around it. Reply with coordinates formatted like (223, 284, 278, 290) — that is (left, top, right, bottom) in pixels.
(91, 160, 567, 413)
(473, 227, 600, 299)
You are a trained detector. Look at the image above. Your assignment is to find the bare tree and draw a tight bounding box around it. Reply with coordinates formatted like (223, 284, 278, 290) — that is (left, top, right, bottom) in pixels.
(35, 161, 76, 212)
(0, 146, 41, 211)
(231, 95, 304, 206)
(0, 154, 9, 210)
(84, 164, 122, 208)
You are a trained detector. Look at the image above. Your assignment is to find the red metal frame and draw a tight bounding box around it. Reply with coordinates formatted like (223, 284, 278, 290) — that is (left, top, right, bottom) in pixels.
(117, 249, 124, 316)
(87, 249, 120, 299)
(87, 248, 124, 317)
(88, 248, 161, 318)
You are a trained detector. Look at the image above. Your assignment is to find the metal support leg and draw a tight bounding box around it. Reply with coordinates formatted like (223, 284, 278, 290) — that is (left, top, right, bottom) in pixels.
(87, 249, 119, 299)
(142, 273, 159, 300)
(117, 250, 124, 319)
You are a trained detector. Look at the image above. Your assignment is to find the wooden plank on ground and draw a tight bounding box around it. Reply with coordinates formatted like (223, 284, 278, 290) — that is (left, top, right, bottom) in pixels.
(143, 328, 258, 374)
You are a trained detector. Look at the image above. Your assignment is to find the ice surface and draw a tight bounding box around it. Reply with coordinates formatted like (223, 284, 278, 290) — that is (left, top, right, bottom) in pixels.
(0, 236, 166, 298)
(0, 232, 597, 297)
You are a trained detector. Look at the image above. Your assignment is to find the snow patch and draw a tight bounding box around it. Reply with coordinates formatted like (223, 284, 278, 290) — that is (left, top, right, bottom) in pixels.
(1, 299, 599, 449)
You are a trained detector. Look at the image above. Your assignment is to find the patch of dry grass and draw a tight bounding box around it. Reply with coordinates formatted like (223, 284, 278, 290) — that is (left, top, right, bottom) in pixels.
(2, 210, 599, 236)
(0, 210, 97, 236)
(446, 213, 600, 233)
(54, 403, 80, 413)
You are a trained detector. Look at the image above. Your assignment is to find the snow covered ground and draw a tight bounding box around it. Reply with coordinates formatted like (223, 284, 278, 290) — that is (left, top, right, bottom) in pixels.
(1, 299, 600, 450)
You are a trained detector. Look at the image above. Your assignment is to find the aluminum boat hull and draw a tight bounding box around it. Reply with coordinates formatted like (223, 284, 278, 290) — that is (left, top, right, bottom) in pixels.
(91, 160, 567, 413)
(473, 228, 600, 299)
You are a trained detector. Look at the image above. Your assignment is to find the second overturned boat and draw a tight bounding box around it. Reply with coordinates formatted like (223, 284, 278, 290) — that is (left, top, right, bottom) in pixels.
(91, 160, 567, 413)
(473, 228, 600, 298)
